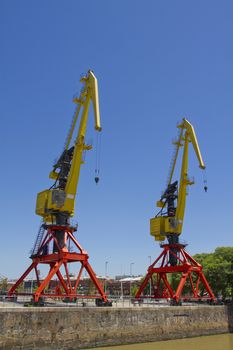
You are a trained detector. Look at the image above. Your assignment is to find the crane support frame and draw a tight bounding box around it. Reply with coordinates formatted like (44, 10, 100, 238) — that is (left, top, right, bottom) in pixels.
(8, 225, 109, 304)
(135, 243, 215, 304)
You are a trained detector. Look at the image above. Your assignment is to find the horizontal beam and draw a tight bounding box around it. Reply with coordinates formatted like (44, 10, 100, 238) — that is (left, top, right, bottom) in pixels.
(32, 252, 88, 263)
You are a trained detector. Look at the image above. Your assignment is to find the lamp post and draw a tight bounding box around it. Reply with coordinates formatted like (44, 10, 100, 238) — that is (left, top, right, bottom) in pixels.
(148, 256, 152, 297)
(120, 280, 123, 300)
(130, 262, 134, 297)
(30, 270, 34, 294)
(130, 262, 134, 276)
(105, 261, 108, 294)
(30, 277, 33, 294)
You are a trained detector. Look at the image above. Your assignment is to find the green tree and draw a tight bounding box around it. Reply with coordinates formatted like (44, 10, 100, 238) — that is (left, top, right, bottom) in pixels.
(131, 284, 140, 297)
(193, 246, 233, 300)
(0, 278, 8, 293)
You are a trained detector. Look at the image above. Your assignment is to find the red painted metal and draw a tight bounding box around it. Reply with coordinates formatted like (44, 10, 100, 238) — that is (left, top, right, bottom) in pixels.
(8, 225, 107, 303)
(135, 243, 215, 303)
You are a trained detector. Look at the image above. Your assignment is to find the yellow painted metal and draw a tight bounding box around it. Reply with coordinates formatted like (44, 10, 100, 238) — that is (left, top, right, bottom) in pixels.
(35, 70, 101, 221)
(150, 217, 166, 241)
(156, 200, 164, 208)
(36, 190, 49, 217)
(181, 119, 205, 169)
(150, 118, 205, 241)
(49, 171, 59, 180)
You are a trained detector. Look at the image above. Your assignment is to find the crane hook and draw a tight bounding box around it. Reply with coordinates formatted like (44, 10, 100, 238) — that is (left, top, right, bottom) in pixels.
(95, 133, 101, 185)
(203, 179, 208, 192)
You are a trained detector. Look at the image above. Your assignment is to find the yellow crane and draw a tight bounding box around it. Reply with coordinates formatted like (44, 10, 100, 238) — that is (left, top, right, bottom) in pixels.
(150, 118, 206, 244)
(135, 118, 215, 303)
(8, 71, 110, 305)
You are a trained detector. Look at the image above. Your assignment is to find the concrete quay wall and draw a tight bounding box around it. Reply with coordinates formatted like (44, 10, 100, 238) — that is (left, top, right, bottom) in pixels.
(0, 305, 232, 349)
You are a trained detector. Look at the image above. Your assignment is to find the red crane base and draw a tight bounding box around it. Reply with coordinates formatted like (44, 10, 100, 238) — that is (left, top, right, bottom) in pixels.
(8, 225, 108, 304)
(135, 243, 215, 304)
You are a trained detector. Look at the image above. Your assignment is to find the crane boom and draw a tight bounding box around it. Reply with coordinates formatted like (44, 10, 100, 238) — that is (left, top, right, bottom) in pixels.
(35, 70, 101, 225)
(150, 118, 205, 244)
(167, 119, 205, 187)
(64, 71, 101, 151)
(175, 119, 205, 230)
(180, 119, 205, 169)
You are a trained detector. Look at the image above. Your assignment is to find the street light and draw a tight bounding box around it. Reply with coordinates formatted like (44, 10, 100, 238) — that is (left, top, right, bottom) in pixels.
(105, 261, 108, 294)
(130, 262, 134, 277)
(120, 280, 124, 300)
(148, 256, 152, 297)
(30, 270, 35, 294)
(130, 262, 134, 298)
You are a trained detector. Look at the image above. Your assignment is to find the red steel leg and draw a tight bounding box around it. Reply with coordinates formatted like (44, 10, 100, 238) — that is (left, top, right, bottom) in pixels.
(85, 261, 107, 302)
(8, 262, 37, 296)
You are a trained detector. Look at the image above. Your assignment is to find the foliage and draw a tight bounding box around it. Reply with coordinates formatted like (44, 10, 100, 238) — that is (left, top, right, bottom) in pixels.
(193, 246, 233, 300)
(131, 284, 139, 297)
(0, 278, 8, 292)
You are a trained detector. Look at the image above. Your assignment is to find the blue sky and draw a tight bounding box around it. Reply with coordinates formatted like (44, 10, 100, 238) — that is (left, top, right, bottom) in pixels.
(0, 1, 233, 279)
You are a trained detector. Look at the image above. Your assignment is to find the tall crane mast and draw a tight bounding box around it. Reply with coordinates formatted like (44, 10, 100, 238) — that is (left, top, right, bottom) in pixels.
(8, 71, 110, 305)
(150, 118, 206, 245)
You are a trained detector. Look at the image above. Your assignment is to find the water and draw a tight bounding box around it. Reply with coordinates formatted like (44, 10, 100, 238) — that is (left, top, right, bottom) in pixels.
(95, 334, 233, 350)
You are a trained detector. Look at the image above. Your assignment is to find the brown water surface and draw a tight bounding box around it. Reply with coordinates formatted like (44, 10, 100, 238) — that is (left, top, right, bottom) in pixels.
(95, 333, 233, 350)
